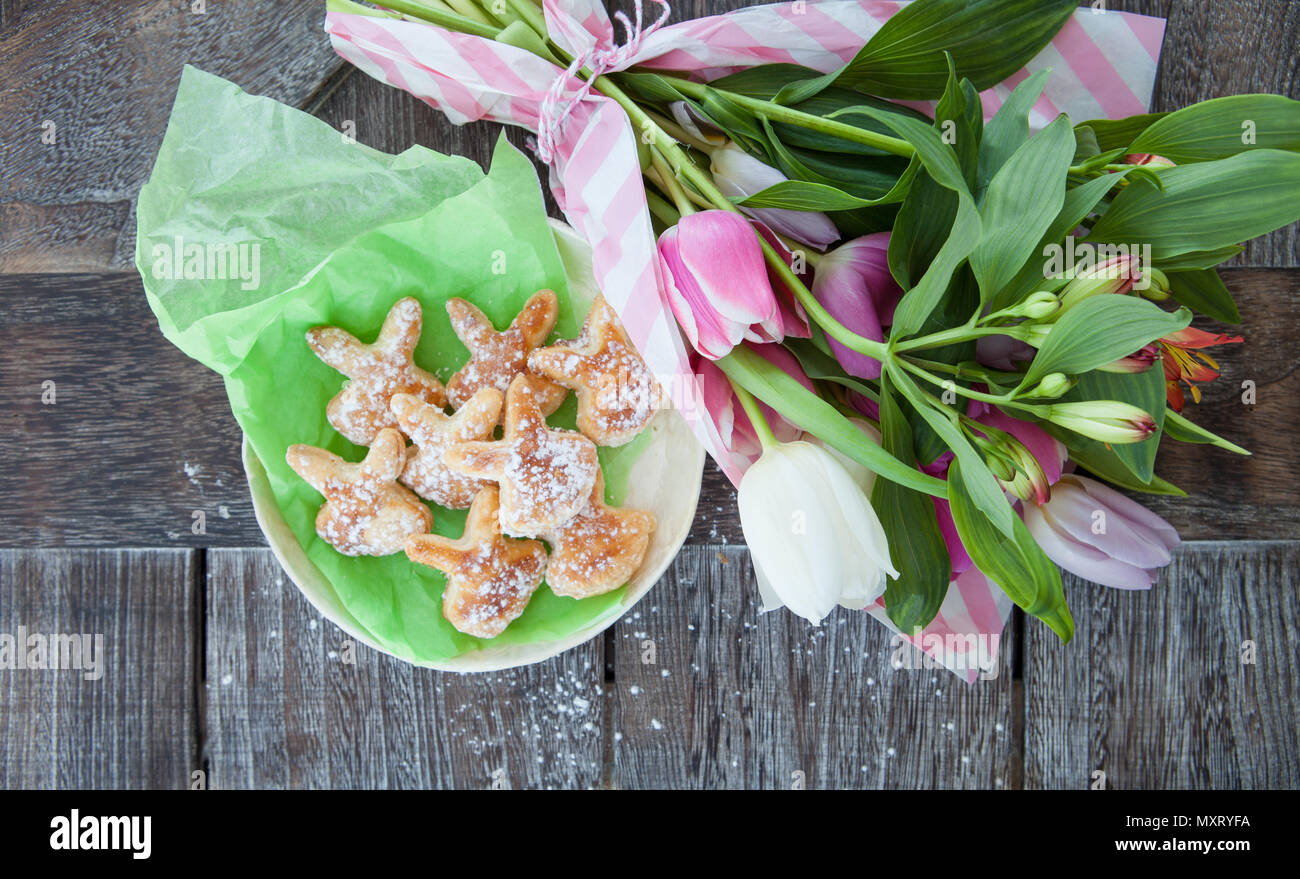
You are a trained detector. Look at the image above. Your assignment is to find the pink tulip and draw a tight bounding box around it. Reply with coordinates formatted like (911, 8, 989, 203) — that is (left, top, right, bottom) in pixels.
(693, 343, 814, 461)
(752, 222, 812, 340)
(810, 233, 902, 380)
(1021, 474, 1180, 590)
(659, 210, 782, 360)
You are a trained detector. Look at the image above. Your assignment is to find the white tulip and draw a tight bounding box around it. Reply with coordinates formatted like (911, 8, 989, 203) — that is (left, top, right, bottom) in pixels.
(738, 441, 898, 625)
(807, 417, 882, 496)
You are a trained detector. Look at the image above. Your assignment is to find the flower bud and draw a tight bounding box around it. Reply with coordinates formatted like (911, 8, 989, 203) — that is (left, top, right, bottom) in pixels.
(711, 142, 840, 249)
(1123, 153, 1176, 168)
(1018, 291, 1061, 320)
(1045, 401, 1158, 444)
(1021, 372, 1072, 399)
(1054, 254, 1141, 317)
(1139, 266, 1171, 301)
(658, 210, 781, 360)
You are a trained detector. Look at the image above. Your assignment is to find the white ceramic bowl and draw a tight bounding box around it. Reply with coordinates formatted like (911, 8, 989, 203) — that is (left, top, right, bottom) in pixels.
(243, 221, 705, 671)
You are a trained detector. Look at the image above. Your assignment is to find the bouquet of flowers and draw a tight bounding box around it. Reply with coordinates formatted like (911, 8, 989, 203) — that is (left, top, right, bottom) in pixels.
(324, 0, 1300, 676)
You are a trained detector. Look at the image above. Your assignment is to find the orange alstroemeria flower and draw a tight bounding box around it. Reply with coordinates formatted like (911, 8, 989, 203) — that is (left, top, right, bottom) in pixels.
(1160, 326, 1244, 412)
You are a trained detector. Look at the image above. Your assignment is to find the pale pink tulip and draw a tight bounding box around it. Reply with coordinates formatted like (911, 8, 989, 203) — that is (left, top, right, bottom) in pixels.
(1022, 474, 1180, 590)
(711, 143, 841, 250)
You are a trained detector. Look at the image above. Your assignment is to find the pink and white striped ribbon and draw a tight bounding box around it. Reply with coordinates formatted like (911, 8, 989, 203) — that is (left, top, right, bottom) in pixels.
(325, 0, 1165, 678)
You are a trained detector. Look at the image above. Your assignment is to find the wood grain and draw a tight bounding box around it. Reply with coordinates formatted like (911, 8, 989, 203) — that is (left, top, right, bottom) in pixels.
(0, 548, 198, 789)
(609, 546, 1018, 789)
(1024, 541, 1300, 789)
(203, 548, 606, 789)
(0, 0, 343, 272)
(0, 273, 253, 548)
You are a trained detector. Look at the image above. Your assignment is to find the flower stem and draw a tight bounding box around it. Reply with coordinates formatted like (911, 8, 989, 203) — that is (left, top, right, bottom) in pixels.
(894, 324, 1024, 352)
(894, 357, 1038, 410)
(663, 76, 915, 159)
(650, 149, 696, 216)
(381, 0, 500, 37)
(730, 378, 779, 450)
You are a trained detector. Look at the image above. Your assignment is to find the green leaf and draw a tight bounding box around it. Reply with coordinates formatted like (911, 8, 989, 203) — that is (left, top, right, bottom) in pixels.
(834, 0, 1076, 100)
(772, 69, 841, 106)
(987, 166, 1144, 312)
(976, 70, 1049, 199)
(1022, 296, 1192, 386)
(871, 380, 952, 631)
(1065, 442, 1186, 496)
(888, 61, 980, 290)
(1065, 367, 1167, 482)
(1072, 124, 1101, 163)
(784, 338, 880, 401)
(887, 363, 1016, 537)
(739, 179, 899, 211)
(708, 64, 826, 99)
(717, 346, 947, 496)
(829, 104, 983, 337)
(947, 460, 1073, 642)
(615, 71, 686, 103)
(1128, 94, 1300, 163)
(1165, 268, 1242, 323)
(1153, 245, 1244, 272)
(970, 115, 1076, 303)
(1162, 408, 1250, 455)
(1078, 113, 1168, 152)
(1086, 149, 1300, 260)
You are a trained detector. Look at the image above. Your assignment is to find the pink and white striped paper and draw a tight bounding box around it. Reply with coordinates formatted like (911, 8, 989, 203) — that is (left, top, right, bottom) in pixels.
(325, 0, 1165, 680)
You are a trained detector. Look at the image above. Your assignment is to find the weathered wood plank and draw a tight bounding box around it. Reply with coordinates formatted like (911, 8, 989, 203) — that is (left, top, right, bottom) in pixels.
(609, 546, 1017, 789)
(0, 0, 344, 272)
(204, 548, 606, 789)
(0, 268, 1293, 546)
(0, 548, 197, 789)
(0, 273, 253, 547)
(1024, 540, 1300, 789)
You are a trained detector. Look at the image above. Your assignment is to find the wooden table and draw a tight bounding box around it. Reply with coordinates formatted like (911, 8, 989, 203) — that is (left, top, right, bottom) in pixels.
(1, 0, 1296, 790)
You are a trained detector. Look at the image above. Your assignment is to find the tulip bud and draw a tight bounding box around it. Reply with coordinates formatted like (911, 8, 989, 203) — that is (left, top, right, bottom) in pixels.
(1021, 372, 1072, 399)
(1045, 400, 1158, 444)
(1054, 254, 1141, 317)
(1022, 474, 1179, 590)
(658, 210, 782, 360)
(710, 143, 840, 250)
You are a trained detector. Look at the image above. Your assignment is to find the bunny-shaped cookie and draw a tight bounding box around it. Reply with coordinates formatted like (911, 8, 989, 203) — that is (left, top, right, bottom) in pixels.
(286, 428, 432, 556)
(307, 297, 447, 446)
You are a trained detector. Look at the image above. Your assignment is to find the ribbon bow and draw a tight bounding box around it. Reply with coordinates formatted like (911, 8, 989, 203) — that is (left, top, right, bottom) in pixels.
(532, 0, 671, 163)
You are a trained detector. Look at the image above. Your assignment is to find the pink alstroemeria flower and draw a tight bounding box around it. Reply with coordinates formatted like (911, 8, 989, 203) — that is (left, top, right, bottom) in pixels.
(1022, 474, 1180, 590)
(659, 210, 781, 360)
(967, 400, 1068, 505)
(810, 232, 903, 380)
